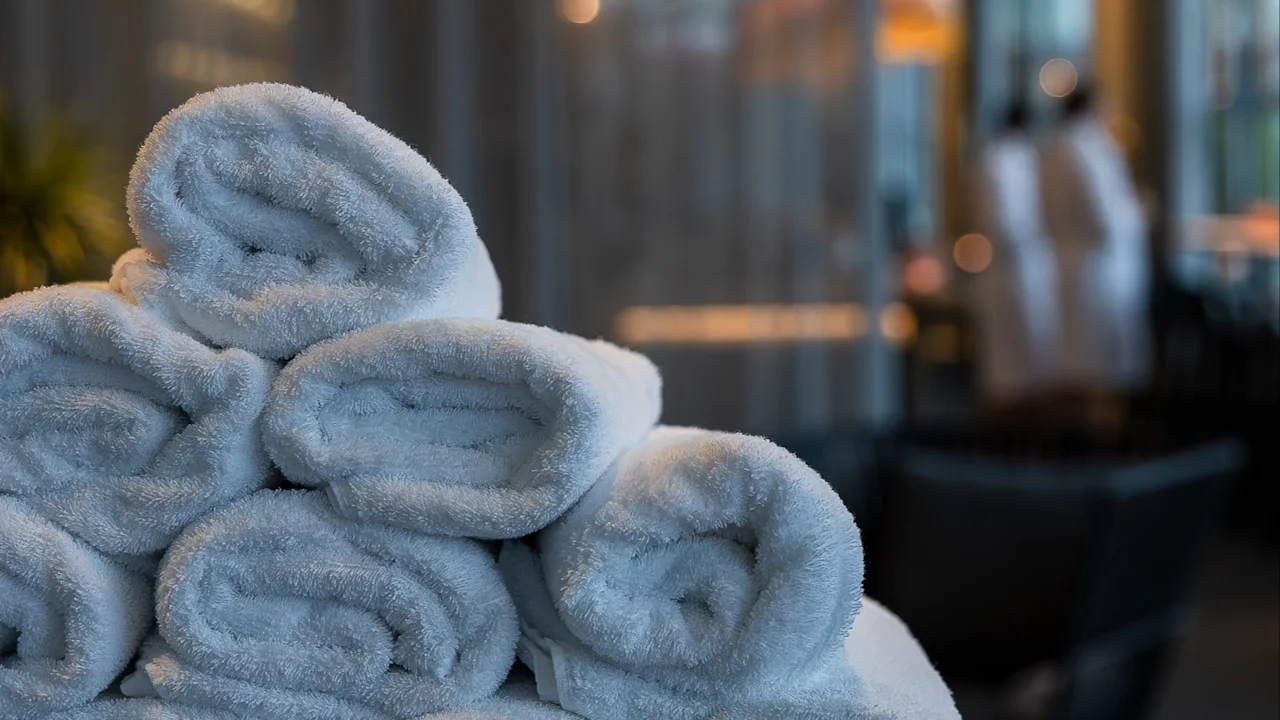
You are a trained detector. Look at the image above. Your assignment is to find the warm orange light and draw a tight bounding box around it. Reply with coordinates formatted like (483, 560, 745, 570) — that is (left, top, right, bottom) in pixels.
(879, 302, 918, 347)
(879, 21, 958, 63)
(1244, 202, 1280, 254)
(879, 0, 960, 63)
(614, 304, 870, 345)
(155, 41, 287, 85)
(212, 0, 293, 25)
(1039, 58, 1079, 98)
(561, 0, 600, 24)
(953, 233, 993, 273)
(904, 254, 946, 295)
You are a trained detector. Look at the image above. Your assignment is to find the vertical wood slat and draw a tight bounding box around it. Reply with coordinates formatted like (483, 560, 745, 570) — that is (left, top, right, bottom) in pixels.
(789, 8, 831, 430)
(434, 0, 479, 213)
(850, 0, 896, 427)
(13, 0, 49, 120)
(742, 8, 785, 431)
(521, 0, 570, 330)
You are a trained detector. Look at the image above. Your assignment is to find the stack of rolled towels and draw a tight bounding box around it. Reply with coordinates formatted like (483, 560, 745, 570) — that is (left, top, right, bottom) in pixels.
(1, 83, 959, 719)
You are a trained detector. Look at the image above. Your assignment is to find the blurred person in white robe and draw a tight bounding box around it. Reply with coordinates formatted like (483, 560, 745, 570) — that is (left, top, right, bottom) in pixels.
(1042, 85, 1152, 400)
(970, 101, 1061, 411)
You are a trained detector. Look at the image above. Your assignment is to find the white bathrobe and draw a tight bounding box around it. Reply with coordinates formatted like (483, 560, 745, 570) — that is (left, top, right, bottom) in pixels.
(971, 134, 1061, 403)
(1042, 117, 1151, 391)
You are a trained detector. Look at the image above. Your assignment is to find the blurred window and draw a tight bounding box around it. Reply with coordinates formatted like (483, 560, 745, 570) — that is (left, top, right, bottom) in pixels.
(1207, 0, 1280, 213)
(550, 0, 960, 431)
(977, 0, 1095, 123)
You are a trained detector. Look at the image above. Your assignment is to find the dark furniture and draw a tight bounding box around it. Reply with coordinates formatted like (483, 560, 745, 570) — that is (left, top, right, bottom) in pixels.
(870, 426, 1245, 720)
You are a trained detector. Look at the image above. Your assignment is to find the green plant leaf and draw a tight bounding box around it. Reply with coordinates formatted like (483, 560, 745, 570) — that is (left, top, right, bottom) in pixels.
(0, 96, 130, 296)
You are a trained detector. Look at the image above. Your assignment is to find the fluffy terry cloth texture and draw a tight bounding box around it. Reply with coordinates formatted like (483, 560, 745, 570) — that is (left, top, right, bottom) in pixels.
(264, 318, 662, 539)
(55, 680, 575, 720)
(45, 699, 239, 720)
(0, 497, 152, 720)
(0, 286, 273, 556)
(498, 426, 867, 720)
(114, 82, 501, 360)
(149, 490, 517, 720)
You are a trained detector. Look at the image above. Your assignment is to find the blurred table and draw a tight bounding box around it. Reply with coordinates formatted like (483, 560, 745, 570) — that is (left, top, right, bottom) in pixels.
(1175, 213, 1280, 333)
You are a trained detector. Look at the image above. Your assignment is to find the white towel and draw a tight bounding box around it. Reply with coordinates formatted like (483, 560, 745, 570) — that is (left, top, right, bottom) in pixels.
(114, 82, 500, 360)
(264, 318, 662, 539)
(0, 497, 152, 720)
(53, 680, 577, 719)
(147, 490, 517, 719)
(0, 286, 273, 556)
(498, 426, 866, 720)
(45, 699, 237, 720)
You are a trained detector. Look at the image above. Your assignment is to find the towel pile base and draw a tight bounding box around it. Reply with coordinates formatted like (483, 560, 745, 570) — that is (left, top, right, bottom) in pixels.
(1, 83, 959, 720)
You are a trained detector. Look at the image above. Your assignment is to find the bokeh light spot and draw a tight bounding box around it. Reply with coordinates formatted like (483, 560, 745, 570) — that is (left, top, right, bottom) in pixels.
(1039, 58, 1079, 98)
(904, 254, 947, 295)
(561, 0, 601, 24)
(953, 233, 993, 274)
(880, 302, 918, 347)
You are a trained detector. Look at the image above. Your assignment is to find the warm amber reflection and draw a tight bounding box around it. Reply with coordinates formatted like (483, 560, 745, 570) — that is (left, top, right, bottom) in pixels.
(615, 304, 871, 345)
(560, 0, 601, 25)
(953, 233, 993, 274)
(879, 301, 919, 347)
(1039, 58, 1080, 98)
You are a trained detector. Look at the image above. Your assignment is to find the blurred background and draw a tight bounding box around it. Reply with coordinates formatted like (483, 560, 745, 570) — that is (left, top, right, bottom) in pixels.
(1, 1, 1276, 717)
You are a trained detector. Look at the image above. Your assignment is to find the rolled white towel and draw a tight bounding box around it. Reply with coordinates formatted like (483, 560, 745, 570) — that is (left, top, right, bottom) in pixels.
(498, 426, 866, 720)
(0, 497, 152, 720)
(114, 82, 500, 360)
(53, 680, 576, 720)
(147, 490, 517, 719)
(0, 286, 273, 556)
(264, 318, 662, 539)
(44, 699, 237, 720)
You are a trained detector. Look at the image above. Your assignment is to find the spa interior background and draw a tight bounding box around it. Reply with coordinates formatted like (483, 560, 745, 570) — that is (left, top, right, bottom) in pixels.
(1, 1, 1277, 718)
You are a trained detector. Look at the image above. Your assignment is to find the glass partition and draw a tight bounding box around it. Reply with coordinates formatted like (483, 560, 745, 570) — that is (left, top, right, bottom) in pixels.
(1207, 0, 1280, 213)
(553, 0, 895, 432)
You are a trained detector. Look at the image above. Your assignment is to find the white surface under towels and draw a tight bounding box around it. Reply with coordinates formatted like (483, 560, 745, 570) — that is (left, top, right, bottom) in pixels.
(841, 598, 961, 720)
(264, 318, 662, 539)
(113, 82, 501, 360)
(0, 285, 273, 556)
(420, 676, 580, 719)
